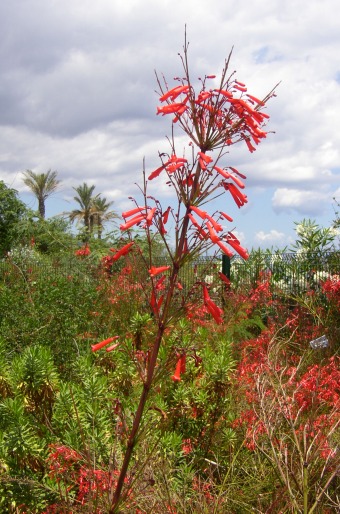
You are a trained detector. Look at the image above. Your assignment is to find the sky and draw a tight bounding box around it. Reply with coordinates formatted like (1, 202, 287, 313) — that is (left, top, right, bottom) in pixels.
(1, 0, 340, 251)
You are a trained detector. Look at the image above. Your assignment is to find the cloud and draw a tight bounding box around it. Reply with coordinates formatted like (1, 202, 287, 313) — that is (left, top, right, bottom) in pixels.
(255, 229, 286, 244)
(1, 0, 340, 249)
(272, 188, 332, 215)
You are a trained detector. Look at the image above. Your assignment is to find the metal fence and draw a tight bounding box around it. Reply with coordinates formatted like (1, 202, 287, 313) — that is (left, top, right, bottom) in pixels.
(228, 251, 340, 293)
(1, 251, 339, 294)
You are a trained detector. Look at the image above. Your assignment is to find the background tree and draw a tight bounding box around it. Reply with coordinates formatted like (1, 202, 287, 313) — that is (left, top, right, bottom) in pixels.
(15, 215, 75, 255)
(0, 181, 27, 256)
(68, 183, 98, 241)
(90, 196, 117, 239)
(22, 169, 60, 219)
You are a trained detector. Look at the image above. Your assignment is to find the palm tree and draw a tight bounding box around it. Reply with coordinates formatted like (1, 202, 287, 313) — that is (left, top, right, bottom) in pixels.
(22, 169, 60, 219)
(68, 183, 98, 239)
(90, 196, 117, 239)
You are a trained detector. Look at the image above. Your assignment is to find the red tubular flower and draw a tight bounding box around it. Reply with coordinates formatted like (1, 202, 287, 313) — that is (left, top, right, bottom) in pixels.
(160, 220, 167, 235)
(220, 211, 233, 222)
(227, 172, 245, 189)
(233, 83, 247, 92)
(166, 162, 186, 173)
(205, 213, 222, 232)
(149, 265, 171, 277)
(120, 214, 146, 230)
(171, 354, 186, 382)
(155, 275, 166, 289)
(162, 207, 171, 224)
(171, 358, 182, 382)
(226, 234, 249, 259)
(111, 242, 134, 262)
(167, 155, 187, 165)
(198, 151, 213, 170)
(188, 213, 201, 229)
(146, 207, 157, 226)
(122, 206, 145, 218)
(206, 221, 220, 243)
(190, 205, 207, 219)
(216, 240, 233, 257)
(148, 165, 166, 180)
(206, 299, 224, 324)
(223, 183, 248, 208)
(202, 284, 224, 324)
(213, 165, 230, 180)
(91, 336, 119, 352)
(202, 283, 210, 301)
(245, 139, 256, 153)
(157, 294, 164, 311)
(157, 103, 188, 116)
(215, 88, 233, 99)
(218, 271, 231, 286)
(173, 104, 189, 122)
(159, 85, 190, 102)
(75, 245, 91, 257)
(196, 91, 213, 103)
(229, 167, 247, 179)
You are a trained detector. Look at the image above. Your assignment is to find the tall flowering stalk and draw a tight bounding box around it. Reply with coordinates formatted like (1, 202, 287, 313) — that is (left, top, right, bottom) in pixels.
(102, 38, 276, 512)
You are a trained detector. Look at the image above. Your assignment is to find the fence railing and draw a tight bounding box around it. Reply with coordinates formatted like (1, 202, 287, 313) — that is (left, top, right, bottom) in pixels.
(1, 251, 339, 295)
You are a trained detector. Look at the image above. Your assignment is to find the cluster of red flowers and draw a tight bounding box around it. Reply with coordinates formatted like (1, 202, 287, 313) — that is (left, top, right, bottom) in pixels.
(44, 445, 127, 513)
(156, 78, 270, 151)
(233, 316, 339, 458)
(118, 71, 274, 264)
(74, 244, 90, 257)
(322, 275, 340, 309)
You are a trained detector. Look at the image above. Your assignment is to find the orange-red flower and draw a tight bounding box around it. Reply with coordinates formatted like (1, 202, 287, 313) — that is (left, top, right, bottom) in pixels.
(198, 151, 213, 170)
(223, 183, 248, 208)
(216, 240, 233, 258)
(91, 336, 119, 352)
(157, 103, 187, 116)
(171, 354, 186, 382)
(190, 205, 207, 219)
(120, 214, 145, 231)
(225, 233, 249, 259)
(202, 284, 224, 324)
(110, 242, 134, 262)
(122, 206, 145, 218)
(159, 85, 189, 102)
(149, 265, 171, 277)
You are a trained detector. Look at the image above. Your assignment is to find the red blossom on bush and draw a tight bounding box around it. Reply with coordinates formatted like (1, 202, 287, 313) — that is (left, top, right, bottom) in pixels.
(75, 244, 90, 257)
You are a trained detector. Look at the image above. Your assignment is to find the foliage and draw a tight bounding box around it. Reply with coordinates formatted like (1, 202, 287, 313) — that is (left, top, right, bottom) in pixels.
(0, 251, 339, 512)
(291, 218, 339, 263)
(22, 170, 60, 220)
(14, 215, 75, 255)
(66, 183, 117, 242)
(0, 181, 27, 257)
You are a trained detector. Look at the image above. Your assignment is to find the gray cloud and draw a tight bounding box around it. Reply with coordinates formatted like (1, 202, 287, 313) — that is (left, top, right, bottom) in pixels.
(1, 0, 339, 248)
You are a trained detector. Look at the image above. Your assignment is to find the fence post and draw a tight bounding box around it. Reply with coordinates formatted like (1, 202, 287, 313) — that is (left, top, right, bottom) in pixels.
(221, 254, 231, 280)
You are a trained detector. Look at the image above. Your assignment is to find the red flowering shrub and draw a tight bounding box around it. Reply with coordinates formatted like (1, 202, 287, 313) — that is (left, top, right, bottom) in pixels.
(233, 322, 340, 512)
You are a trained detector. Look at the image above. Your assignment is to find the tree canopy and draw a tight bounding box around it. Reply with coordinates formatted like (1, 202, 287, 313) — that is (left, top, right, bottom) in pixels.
(22, 169, 60, 219)
(0, 181, 27, 256)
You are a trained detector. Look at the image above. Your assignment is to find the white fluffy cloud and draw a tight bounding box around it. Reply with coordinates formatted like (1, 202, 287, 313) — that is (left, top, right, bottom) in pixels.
(272, 188, 332, 215)
(255, 229, 286, 244)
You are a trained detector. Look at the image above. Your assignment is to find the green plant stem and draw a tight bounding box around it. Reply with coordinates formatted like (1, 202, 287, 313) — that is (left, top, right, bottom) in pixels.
(110, 265, 181, 512)
(110, 195, 197, 511)
(303, 462, 308, 514)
